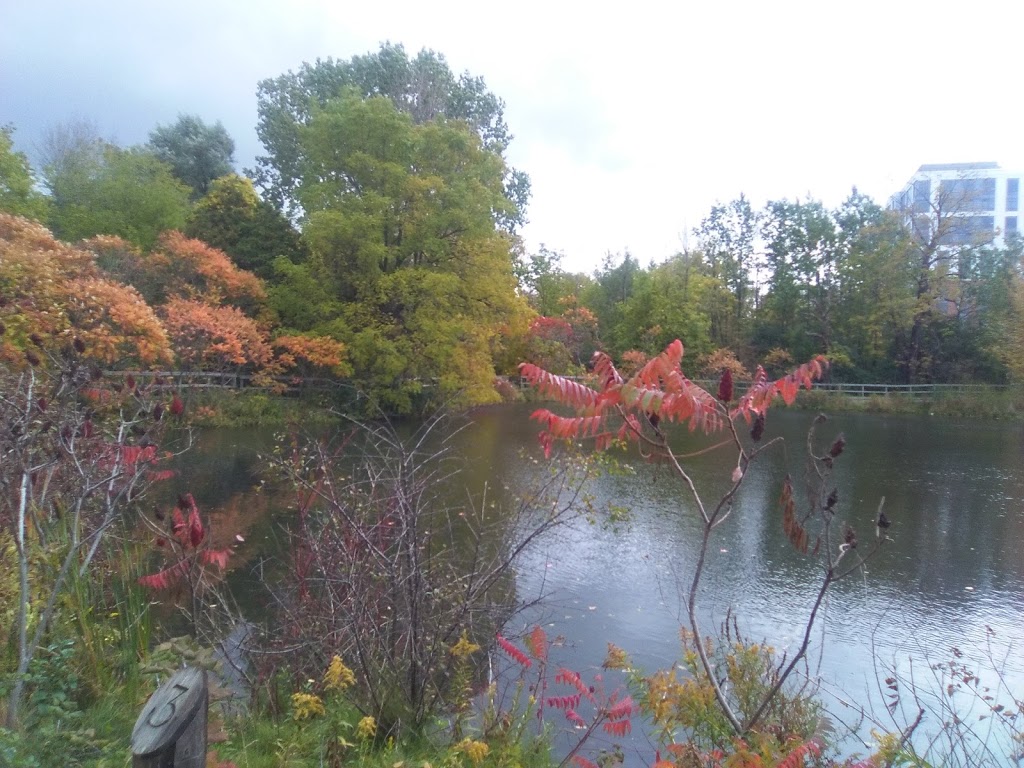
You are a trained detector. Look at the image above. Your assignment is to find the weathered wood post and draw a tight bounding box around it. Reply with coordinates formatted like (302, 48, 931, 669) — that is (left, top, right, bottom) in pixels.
(131, 667, 208, 767)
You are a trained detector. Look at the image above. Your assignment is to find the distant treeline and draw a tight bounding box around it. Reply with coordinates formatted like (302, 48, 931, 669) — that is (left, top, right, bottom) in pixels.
(3, 43, 1023, 412)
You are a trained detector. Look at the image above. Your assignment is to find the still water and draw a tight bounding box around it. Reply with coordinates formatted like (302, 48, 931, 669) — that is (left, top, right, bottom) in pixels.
(168, 405, 1024, 759)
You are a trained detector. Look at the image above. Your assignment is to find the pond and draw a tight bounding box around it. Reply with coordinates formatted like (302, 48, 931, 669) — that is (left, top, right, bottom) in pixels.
(164, 404, 1024, 761)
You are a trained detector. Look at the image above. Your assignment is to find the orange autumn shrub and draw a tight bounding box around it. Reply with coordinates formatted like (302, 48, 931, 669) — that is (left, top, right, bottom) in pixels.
(0, 214, 172, 367)
(272, 334, 351, 377)
(162, 297, 273, 373)
(86, 230, 266, 312)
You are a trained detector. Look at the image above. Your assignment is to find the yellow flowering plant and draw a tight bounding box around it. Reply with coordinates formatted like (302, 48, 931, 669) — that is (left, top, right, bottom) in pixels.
(357, 715, 378, 740)
(324, 655, 356, 692)
(450, 632, 481, 659)
(291, 692, 326, 720)
(455, 738, 489, 766)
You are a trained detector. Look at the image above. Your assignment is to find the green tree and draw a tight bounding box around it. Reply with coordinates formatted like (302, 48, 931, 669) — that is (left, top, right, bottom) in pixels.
(694, 194, 757, 345)
(37, 119, 104, 187)
(615, 253, 717, 360)
(937, 241, 1017, 381)
(0, 126, 49, 221)
(998, 235, 1024, 380)
(45, 143, 191, 250)
(830, 202, 916, 381)
(185, 173, 306, 277)
(149, 114, 235, 198)
(579, 251, 641, 354)
(295, 90, 529, 410)
(266, 256, 342, 332)
(252, 42, 529, 231)
(894, 183, 1001, 383)
(756, 198, 838, 362)
(514, 244, 592, 317)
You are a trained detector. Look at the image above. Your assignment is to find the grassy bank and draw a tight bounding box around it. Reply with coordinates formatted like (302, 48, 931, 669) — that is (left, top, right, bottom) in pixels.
(792, 386, 1024, 420)
(183, 389, 345, 428)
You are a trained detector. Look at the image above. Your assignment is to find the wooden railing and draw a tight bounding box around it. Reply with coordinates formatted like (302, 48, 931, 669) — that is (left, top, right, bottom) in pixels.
(516, 375, 1018, 399)
(103, 370, 350, 395)
(107, 371, 1018, 399)
(804, 382, 1015, 397)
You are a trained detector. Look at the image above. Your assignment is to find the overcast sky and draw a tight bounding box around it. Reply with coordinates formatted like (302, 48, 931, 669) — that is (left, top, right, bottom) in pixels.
(4, 0, 1023, 272)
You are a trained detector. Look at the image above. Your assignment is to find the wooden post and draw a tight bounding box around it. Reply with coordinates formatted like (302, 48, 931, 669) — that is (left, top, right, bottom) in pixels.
(131, 667, 208, 767)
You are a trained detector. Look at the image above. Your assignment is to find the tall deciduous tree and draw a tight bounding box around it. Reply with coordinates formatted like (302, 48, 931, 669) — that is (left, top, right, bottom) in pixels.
(148, 114, 235, 198)
(998, 236, 1024, 381)
(893, 182, 1009, 383)
(615, 253, 719, 360)
(694, 195, 757, 341)
(514, 244, 591, 317)
(579, 251, 641, 355)
(185, 174, 307, 277)
(295, 90, 529, 410)
(44, 143, 191, 250)
(831, 204, 916, 381)
(0, 126, 49, 221)
(36, 118, 104, 187)
(757, 198, 838, 362)
(252, 43, 529, 231)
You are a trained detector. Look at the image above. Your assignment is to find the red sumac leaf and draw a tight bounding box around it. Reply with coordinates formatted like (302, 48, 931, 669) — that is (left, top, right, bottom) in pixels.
(200, 548, 231, 570)
(591, 351, 623, 390)
(776, 740, 822, 768)
(779, 377, 799, 405)
(496, 634, 531, 668)
(138, 559, 189, 591)
(602, 719, 631, 736)
(607, 695, 634, 720)
(519, 363, 601, 409)
(526, 625, 548, 661)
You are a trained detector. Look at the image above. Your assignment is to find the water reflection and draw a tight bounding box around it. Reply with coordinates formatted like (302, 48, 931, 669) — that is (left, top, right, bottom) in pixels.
(170, 406, 1024, 760)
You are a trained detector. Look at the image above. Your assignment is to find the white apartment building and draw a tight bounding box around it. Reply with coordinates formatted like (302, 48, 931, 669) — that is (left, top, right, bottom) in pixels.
(888, 162, 1021, 249)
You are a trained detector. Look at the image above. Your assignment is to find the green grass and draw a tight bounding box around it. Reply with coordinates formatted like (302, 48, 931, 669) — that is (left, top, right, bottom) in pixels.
(185, 389, 344, 427)
(791, 387, 1024, 420)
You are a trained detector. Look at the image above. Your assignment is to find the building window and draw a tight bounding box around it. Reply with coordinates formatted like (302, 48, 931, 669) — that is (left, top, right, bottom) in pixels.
(913, 179, 931, 212)
(939, 178, 996, 212)
(941, 215, 995, 246)
(1007, 178, 1019, 212)
(1006, 216, 1018, 235)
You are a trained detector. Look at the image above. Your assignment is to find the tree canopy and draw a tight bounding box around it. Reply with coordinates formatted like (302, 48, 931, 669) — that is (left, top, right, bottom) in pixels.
(7, 40, 1024, 401)
(44, 143, 191, 250)
(149, 114, 235, 198)
(185, 173, 307, 277)
(251, 43, 529, 231)
(288, 89, 529, 410)
(0, 126, 49, 221)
